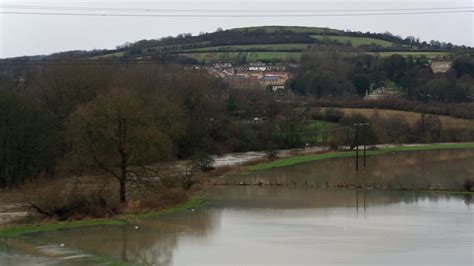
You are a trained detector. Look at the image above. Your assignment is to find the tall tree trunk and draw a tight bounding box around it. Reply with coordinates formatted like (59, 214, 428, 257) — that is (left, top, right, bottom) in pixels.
(119, 177, 126, 203)
(119, 159, 127, 203)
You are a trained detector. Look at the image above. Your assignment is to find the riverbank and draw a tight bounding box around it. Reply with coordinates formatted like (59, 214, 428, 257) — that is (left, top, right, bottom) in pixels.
(245, 142, 474, 172)
(1, 143, 473, 237)
(0, 197, 204, 238)
(209, 146, 474, 194)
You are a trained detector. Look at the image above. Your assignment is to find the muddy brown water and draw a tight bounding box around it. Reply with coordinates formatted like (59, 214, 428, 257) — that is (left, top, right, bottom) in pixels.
(213, 149, 474, 191)
(0, 149, 473, 265)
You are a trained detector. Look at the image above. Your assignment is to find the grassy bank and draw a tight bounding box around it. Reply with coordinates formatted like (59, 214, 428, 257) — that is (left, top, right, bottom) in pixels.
(0, 197, 204, 238)
(245, 143, 474, 172)
(121, 196, 205, 221)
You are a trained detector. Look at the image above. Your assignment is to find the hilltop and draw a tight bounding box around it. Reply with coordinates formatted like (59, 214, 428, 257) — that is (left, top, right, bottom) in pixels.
(2, 26, 471, 66)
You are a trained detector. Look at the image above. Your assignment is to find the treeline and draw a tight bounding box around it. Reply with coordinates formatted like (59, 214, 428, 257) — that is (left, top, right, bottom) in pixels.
(334, 30, 467, 50)
(0, 64, 223, 188)
(0, 64, 293, 190)
(126, 30, 316, 56)
(289, 48, 474, 103)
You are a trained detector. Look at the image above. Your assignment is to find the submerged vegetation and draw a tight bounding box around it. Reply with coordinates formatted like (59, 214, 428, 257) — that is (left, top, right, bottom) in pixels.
(245, 143, 474, 171)
(0, 197, 204, 237)
(0, 219, 126, 238)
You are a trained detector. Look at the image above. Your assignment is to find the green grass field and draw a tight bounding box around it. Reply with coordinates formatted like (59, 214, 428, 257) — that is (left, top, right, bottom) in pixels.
(91, 49, 450, 62)
(0, 219, 126, 237)
(181, 49, 451, 62)
(181, 51, 302, 62)
(148, 41, 212, 53)
(189, 43, 311, 52)
(301, 120, 337, 143)
(89, 51, 125, 59)
(311, 35, 394, 47)
(245, 143, 474, 172)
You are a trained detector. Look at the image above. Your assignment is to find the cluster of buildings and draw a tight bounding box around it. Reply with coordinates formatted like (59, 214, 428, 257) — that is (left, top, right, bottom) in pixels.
(204, 62, 293, 91)
(430, 59, 452, 74)
(364, 57, 453, 100)
(196, 57, 453, 97)
(364, 87, 400, 100)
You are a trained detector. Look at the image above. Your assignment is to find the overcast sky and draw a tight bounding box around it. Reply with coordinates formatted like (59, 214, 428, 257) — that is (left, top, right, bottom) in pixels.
(0, 0, 472, 58)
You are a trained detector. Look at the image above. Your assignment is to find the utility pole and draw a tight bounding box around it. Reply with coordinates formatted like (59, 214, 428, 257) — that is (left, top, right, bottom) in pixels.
(354, 123, 360, 172)
(354, 123, 370, 170)
(363, 123, 369, 167)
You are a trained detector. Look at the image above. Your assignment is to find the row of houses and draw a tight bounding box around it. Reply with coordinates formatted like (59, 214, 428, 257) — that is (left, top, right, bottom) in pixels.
(201, 58, 452, 94)
(205, 62, 291, 91)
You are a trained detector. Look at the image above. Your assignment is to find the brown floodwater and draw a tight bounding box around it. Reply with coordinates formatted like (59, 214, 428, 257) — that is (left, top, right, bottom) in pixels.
(0, 187, 473, 265)
(0, 149, 473, 265)
(214, 149, 474, 191)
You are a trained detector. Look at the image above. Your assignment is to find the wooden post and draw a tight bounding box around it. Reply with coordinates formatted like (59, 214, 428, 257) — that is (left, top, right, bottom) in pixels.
(363, 123, 367, 167)
(354, 124, 359, 172)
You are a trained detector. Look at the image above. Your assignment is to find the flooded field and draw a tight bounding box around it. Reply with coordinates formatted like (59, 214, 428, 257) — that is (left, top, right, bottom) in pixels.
(213, 149, 474, 191)
(0, 149, 473, 265)
(1, 186, 473, 265)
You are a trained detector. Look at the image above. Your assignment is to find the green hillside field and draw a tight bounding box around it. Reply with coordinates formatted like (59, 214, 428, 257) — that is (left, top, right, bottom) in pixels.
(311, 35, 394, 47)
(188, 43, 311, 52)
(181, 51, 302, 62)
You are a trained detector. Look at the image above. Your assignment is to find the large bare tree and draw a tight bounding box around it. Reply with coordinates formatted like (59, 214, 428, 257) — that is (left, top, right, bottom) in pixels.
(65, 87, 179, 203)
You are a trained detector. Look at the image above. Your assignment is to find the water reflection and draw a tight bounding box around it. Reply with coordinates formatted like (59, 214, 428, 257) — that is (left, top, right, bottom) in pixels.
(1, 187, 473, 265)
(217, 149, 474, 191)
(25, 209, 220, 265)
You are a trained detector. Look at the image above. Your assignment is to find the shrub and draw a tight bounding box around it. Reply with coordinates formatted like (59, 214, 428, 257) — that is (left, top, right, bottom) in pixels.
(310, 109, 324, 120)
(463, 179, 473, 192)
(264, 141, 280, 159)
(191, 153, 215, 172)
(324, 108, 344, 122)
(28, 188, 118, 221)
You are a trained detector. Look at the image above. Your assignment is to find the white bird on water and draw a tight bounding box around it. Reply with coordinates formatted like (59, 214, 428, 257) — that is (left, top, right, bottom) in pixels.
(135, 226, 139, 229)
(60, 243, 65, 247)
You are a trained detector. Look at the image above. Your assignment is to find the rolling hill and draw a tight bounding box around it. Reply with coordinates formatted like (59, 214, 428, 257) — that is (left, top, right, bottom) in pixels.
(2, 25, 470, 65)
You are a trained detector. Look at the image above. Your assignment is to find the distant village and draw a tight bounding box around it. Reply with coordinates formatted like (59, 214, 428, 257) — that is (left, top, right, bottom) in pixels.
(193, 62, 296, 92)
(192, 57, 453, 100)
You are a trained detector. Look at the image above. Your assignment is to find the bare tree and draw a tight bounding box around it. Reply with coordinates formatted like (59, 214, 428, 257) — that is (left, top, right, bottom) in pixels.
(65, 88, 178, 203)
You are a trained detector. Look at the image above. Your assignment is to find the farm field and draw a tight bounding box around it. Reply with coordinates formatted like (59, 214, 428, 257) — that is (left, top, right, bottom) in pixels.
(181, 51, 302, 62)
(319, 108, 474, 130)
(91, 49, 450, 61)
(188, 43, 311, 52)
(311, 35, 394, 47)
(180, 50, 451, 62)
(89, 51, 125, 59)
(372, 51, 450, 58)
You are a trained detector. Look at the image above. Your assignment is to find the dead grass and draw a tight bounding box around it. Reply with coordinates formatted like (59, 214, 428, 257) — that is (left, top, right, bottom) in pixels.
(320, 108, 474, 130)
(2, 174, 192, 222)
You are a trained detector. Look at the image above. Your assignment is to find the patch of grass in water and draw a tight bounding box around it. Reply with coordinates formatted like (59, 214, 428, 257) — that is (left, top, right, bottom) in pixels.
(88, 255, 129, 266)
(0, 197, 205, 238)
(0, 219, 126, 238)
(121, 196, 205, 221)
(245, 143, 474, 172)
